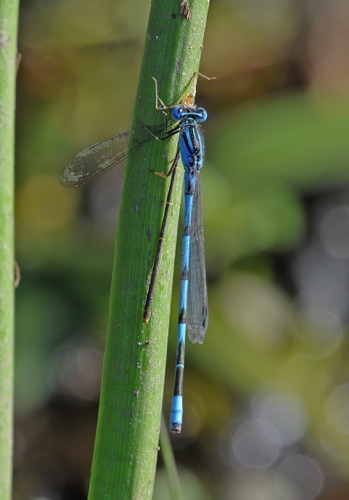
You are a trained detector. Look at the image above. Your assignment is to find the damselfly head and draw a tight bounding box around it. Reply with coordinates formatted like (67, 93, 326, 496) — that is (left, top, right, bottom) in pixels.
(171, 105, 208, 123)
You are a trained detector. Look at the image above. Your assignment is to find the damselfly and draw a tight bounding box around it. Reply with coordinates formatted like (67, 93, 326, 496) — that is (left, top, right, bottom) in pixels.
(60, 76, 209, 433)
(160, 100, 208, 433)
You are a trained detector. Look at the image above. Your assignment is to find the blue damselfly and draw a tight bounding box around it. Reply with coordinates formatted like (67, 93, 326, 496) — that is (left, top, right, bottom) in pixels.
(60, 76, 209, 433)
(154, 97, 208, 433)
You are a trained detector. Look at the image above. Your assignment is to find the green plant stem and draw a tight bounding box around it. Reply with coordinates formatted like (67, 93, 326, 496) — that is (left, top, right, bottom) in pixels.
(0, 1, 19, 498)
(88, 0, 210, 498)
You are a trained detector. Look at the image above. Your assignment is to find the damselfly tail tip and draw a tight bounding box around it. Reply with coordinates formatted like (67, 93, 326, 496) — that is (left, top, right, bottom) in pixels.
(170, 423, 182, 434)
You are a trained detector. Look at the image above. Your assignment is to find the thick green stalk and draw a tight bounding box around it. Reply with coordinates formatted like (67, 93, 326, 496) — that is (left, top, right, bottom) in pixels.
(88, 0, 210, 498)
(0, 0, 19, 498)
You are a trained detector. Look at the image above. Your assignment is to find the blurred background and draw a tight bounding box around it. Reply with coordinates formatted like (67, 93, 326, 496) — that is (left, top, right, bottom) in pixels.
(14, 0, 349, 498)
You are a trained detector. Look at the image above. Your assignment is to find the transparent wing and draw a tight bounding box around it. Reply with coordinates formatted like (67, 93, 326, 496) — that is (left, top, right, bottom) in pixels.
(60, 124, 165, 188)
(187, 175, 208, 343)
